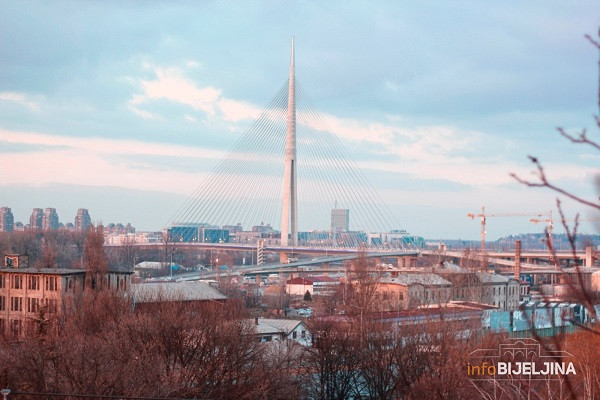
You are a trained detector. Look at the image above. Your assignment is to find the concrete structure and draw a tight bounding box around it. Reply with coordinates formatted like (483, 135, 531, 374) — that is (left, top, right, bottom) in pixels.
(250, 318, 310, 345)
(29, 208, 43, 230)
(286, 275, 340, 296)
(280, 37, 298, 247)
(331, 208, 349, 232)
(74, 208, 91, 231)
(42, 208, 59, 230)
(0, 207, 14, 232)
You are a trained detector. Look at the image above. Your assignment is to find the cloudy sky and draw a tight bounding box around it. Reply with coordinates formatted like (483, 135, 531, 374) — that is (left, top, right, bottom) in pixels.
(0, 1, 598, 239)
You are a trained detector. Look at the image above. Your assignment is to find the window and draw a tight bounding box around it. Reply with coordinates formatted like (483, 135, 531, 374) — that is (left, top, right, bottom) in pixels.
(10, 296, 22, 312)
(44, 298, 58, 314)
(27, 298, 39, 313)
(292, 331, 297, 339)
(27, 275, 40, 290)
(301, 330, 306, 338)
(11, 275, 22, 290)
(45, 276, 57, 291)
(493, 287, 496, 296)
(0, 275, 5, 289)
(399, 292, 404, 301)
(10, 319, 21, 336)
(0, 296, 5, 311)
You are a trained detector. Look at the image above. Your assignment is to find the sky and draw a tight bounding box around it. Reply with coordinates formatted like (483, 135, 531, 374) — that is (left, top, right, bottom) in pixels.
(0, 1, 599, 240)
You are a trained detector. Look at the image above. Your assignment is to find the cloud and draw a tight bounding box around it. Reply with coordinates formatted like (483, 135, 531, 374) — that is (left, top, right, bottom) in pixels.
(122, 65, 595, 194)
(0, 128, 230, 194)
(131, 67, 221, 116)
(218, 98, 262, 122)
(0, 92, 39, 110)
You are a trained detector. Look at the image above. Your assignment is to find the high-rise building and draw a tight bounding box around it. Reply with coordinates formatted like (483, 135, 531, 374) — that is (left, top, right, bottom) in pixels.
(42, 208, 59, 230)
(331, 208, 349, 232)
(0, 207, 14, 232)
(29, 208, 44, 230)
(74, 208, 91, 231)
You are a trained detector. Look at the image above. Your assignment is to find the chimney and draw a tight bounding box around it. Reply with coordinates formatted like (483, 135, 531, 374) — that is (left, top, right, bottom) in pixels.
(255, 317, 259, 325)
(514, 240, 521, 280)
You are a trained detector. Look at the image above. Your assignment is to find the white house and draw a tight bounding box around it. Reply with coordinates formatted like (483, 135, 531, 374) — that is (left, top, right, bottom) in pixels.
(286, 276, 339, 296)
(249, 318, 311, 346)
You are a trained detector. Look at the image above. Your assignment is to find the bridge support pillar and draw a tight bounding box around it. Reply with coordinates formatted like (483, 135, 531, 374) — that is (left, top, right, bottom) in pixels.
(375, 257, 381, 266)
(399, 256, 417, 269)
(256, 274, 261, 285)
(586, 246, 595, 267)
(280, 252, 288, 264)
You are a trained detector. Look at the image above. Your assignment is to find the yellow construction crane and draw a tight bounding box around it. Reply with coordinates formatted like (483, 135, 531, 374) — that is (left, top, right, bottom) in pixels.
(467, 207, 551, 262)
(530, 214, 600, 247)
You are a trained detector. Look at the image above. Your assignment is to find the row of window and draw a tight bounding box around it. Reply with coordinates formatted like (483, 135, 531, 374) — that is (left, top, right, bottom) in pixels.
(492, 285, 519, 297)
(1, 274, 129, 292)
(0, 275, 59, 291)
(0, 295, 57, 314)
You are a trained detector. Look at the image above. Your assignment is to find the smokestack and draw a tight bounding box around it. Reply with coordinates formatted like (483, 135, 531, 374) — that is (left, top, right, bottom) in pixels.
(514, 240, 521, 280)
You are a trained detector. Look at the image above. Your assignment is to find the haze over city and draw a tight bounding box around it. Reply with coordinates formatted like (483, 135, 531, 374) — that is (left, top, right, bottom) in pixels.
(1, 1, 598, 239)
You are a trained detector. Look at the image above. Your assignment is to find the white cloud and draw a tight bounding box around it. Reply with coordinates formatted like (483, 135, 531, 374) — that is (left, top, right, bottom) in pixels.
(0, 92, 39, 110)
(133, 67, 221, 116)
(218, 98, 262, 122)
(0, 128, 230, 194)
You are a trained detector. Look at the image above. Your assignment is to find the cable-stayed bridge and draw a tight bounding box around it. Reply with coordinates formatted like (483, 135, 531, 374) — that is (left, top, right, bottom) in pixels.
(163, 38, 419, 264)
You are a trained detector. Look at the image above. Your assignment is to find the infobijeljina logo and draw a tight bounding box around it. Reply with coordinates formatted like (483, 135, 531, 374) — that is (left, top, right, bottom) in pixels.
(468, 338, 576, 380)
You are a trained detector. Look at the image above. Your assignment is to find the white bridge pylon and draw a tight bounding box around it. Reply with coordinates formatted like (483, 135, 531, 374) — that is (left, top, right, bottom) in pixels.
(281, 37, 298, 247)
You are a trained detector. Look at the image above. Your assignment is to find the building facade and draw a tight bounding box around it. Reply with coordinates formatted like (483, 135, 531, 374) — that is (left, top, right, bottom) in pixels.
(331, 208, 349, 232)
(29, 208, 44, 230)
(42, 208, 60, 230)
(0, 256, 132, 336)
(286, 276, 340, 296)
(0, 207, 14, 232)
(74, 208, 91, 231)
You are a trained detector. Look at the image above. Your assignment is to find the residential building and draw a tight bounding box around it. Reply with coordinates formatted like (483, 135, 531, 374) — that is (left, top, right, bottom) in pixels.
(434, 262, 521, 311)
(286, 276, 340, 296)
(0, 207, 14, 232)
(476, 272, 520, 311)
(331, 208, 349, 232)
(29, 208, 43, 230)
(0, 254, 132, 336)
(74, 208, 91, 231)
(250, 318, 311, 345)
(42, 208, 59, 230)
(376, 274, 453, 310)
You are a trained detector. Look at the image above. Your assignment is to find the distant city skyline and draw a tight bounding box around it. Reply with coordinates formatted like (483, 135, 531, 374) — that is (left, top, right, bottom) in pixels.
(0, 2, 598, 239)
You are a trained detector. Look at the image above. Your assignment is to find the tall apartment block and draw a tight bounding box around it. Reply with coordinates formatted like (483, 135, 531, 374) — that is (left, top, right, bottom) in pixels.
(0, 208, 14, 232)
(74, 208, 91, 231)
(42, 208, 59, 230)
(29, 208, 43, 230)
